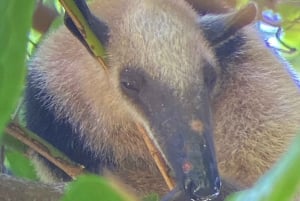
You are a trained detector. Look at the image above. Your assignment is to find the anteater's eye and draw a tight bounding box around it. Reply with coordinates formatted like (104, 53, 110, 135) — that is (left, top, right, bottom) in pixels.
(121, 80, 140, 93)
(203, 64, 217, 91)
(120, 67, 145, 97)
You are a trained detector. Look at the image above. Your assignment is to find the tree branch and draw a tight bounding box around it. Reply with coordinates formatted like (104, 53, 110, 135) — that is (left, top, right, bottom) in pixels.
(4, 122, 85, 179)
(0, 174, 64, 201)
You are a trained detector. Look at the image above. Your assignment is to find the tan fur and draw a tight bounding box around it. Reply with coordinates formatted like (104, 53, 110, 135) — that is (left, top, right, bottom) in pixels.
(29, 151, 65, 183)
(214, 29, 300, 186)
(29, 0, 300, 197)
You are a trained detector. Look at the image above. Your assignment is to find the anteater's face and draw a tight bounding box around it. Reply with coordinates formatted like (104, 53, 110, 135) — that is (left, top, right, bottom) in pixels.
(102, 1, 221, 200)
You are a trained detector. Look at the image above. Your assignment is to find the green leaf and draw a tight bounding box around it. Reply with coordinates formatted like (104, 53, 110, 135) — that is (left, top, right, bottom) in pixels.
(60, 0, 106, 58)
(0, 0, 35, 135)
(5, 149, 38, 180)
(226, 133, 300, 201)
(61, 175, 137, 201)
(275, 3, 300, 71)
(277, 4, 300, 23)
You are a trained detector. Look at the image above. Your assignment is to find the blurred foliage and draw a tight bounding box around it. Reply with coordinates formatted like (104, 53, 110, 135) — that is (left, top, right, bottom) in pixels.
(0, 0, 36, 181)
(0, 0, 35, 136)
(42, 0, 64, 14)
(276, 2, 300, 72)
(60, 175, 138, 201)
(0, 0, 299, 201)
(27, 29, 42, 58)
(5, 150, 38, 180)
(239, 0, 300, 72)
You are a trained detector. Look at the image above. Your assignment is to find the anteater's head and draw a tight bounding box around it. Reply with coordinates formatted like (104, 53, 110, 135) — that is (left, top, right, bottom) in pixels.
(66, 0, 256, 200)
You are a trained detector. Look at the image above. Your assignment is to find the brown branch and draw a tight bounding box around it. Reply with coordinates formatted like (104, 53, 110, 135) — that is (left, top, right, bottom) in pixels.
(5, 122, 85, 179)
(0, 174, 64, 201)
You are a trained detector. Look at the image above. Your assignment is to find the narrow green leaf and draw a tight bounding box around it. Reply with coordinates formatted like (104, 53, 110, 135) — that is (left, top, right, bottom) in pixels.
(0, 0, 35, 135)
(60, 0, 106, 58)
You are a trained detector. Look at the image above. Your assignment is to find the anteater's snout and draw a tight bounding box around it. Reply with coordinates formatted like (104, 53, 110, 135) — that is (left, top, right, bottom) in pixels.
(184, 172, 221, 200)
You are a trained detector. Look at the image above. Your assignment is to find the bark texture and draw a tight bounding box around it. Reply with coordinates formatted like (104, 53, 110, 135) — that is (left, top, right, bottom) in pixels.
(0, 174, 64, 201)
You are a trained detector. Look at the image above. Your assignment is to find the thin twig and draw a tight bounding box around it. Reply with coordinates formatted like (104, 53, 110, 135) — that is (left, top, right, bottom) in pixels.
(275, 27, 297, 54)
(136, 123, 175, 190)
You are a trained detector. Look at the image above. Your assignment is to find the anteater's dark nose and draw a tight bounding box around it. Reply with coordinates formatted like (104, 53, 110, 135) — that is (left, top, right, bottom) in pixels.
(184, 174, 221, 200)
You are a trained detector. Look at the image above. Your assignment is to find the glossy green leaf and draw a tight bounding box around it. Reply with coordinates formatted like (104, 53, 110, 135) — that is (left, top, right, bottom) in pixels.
(61, 175, 137, 201)
(226, 133, 300, 201)
(5, 149, 38, 180)
(0, 0, 35, 135)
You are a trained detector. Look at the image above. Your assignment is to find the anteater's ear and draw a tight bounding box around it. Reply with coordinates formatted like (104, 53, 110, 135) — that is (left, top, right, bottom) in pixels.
(198, 3, 257, 45)
(64, 0, 109, 51)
